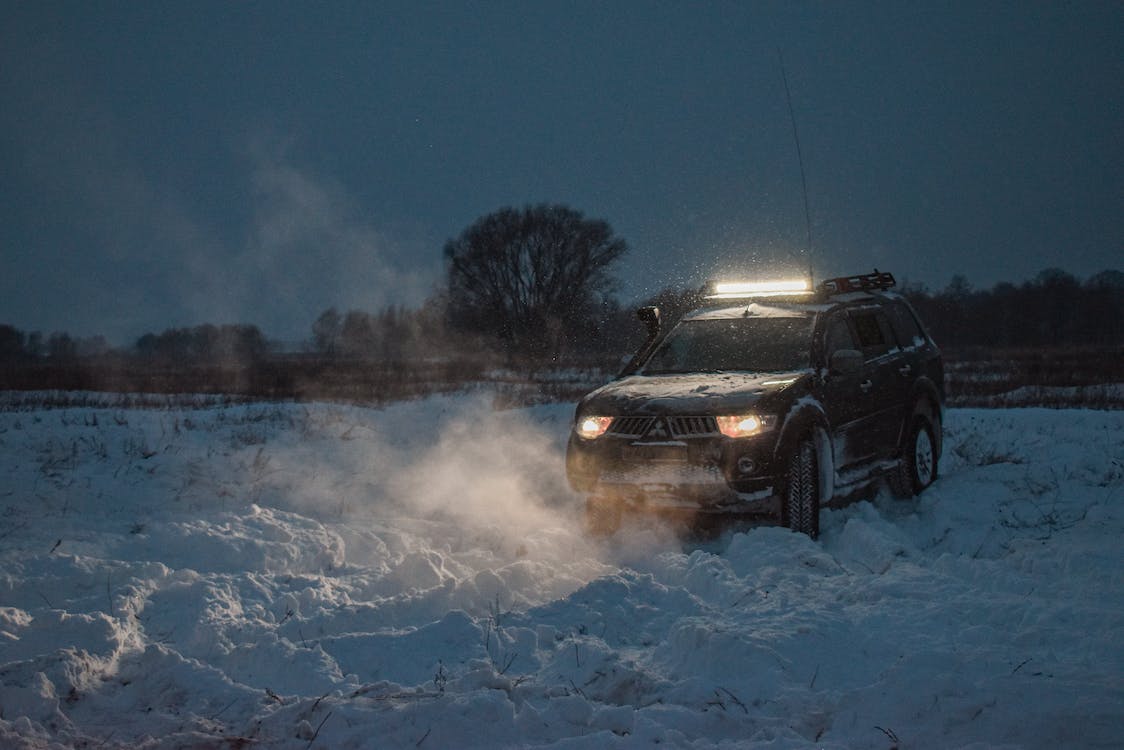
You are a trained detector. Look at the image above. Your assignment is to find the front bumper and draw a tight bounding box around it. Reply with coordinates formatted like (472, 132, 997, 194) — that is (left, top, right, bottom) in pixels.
(566, 432, 782, 516)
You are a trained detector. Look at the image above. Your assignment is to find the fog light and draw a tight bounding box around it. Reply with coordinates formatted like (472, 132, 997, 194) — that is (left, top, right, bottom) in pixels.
(736, 456, 757, 475)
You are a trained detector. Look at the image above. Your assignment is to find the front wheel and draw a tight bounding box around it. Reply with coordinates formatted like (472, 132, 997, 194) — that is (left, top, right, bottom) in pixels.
(782, 437, 820, 539)
(889, 416, 938, 499)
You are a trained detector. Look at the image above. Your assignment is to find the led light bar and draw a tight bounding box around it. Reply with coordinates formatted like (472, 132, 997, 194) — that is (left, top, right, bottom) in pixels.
(710, 279, 812, 298)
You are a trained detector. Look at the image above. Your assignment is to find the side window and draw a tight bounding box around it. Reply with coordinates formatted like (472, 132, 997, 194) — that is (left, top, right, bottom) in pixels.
(850, 310, 893, 359)
(823, 315, 856, 359)
(877, 314, 898, 352)
(886, 300, 925, 347)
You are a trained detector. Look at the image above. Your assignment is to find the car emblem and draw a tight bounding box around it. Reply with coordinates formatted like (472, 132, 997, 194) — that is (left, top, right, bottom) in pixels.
(644, 418, 670, 440)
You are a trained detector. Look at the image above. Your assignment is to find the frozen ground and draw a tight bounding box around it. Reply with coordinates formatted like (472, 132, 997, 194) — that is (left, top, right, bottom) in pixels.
(0, 394, 1121, 749)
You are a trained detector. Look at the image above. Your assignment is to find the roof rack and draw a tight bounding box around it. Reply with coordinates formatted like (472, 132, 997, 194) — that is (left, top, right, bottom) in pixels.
(818, 269, 895, 296)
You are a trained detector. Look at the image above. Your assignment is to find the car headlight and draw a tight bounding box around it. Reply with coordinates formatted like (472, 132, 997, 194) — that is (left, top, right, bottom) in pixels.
(575, 415, 613, 439)
(715, 414, 777, 438)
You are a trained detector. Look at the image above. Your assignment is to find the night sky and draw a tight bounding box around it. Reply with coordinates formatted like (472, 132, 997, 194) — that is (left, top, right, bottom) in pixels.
(2, 1, 1121, 343)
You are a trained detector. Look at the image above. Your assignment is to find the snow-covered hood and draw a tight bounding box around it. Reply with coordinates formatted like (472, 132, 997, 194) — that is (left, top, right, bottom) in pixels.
(578, 370, 813, 416)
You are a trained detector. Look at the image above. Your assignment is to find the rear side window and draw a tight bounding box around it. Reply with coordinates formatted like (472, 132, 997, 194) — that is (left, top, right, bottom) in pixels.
(886, 300, 926, 347)
(850, 310, 895, 359)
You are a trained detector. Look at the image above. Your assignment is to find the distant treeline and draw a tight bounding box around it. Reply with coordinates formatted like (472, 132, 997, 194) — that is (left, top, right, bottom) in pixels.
(0, 267, 1120, 406)
(2, 268, 1119, 363)
(900, 268, 1123, 349)
(0, 323, 269, 365)
(634, 268, 1124, 351)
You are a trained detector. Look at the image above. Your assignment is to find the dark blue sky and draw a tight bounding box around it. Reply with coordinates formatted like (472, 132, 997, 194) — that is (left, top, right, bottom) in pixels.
(2, 1, 1121, 343)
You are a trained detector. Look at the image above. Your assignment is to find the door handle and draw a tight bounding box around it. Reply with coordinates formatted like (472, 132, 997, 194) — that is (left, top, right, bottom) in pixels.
(898, 364, 912, 376)
(860, 380, 873, 393)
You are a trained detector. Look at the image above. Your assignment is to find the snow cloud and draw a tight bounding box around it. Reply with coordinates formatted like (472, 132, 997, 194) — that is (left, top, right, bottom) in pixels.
(0, 41, 438, 343)
(235, 396, 618, 608)
(229, 138, 439, 340)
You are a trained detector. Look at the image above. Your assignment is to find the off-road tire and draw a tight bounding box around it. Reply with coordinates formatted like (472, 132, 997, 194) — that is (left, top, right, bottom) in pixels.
(783, 437, 820, 539)
(585, 496, 622, 536)
(889, 416, 938, 499)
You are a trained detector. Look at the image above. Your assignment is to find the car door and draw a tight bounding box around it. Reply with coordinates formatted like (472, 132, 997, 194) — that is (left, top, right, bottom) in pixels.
(848, 306, 910, 460)
(819, 311, 876, 469)
(885, 297, 934, 387)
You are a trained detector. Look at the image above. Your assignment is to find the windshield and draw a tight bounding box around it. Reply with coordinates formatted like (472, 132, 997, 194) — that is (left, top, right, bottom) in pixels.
(641, 316, 813, 374)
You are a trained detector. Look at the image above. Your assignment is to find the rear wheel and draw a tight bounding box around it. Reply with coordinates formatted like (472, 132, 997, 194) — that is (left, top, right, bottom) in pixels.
(584, 496, 622, 536)
(783, 437, 820, 539)
(889, 416, 938, 498)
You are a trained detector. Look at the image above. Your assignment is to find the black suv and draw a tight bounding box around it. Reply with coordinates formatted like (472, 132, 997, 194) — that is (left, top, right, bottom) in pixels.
(566, 271, 943, 538)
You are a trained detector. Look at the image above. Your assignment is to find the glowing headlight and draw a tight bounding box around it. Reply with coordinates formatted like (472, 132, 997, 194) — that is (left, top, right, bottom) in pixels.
(715, 414, 777, 438)
(576, 416, 613, 439)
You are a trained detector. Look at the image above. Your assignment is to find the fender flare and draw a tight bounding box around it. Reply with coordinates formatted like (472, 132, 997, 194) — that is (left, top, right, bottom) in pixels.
(903, 382, 939, 458)
(899, 377, 943, 459)
(774, 400, 835, 505)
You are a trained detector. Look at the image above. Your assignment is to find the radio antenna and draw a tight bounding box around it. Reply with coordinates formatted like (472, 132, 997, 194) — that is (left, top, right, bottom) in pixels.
(778, 49, 813, 285)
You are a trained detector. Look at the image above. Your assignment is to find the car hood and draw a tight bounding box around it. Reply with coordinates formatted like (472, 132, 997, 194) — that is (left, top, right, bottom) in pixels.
(578, 371, 812, 416)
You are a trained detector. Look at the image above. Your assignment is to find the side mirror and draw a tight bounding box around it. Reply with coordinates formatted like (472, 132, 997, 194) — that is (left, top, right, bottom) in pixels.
(618, 306, 663, 377)
(829, 348, 864, 375)
(637, 306, 661, 338)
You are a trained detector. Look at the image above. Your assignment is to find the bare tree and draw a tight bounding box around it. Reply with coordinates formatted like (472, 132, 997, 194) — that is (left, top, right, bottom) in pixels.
(47, 332, 77, 360)
(312, 308, 342, 355)
(339, 310, 376, 357)
(0, 325, 26, 361)
(443, 204, 627, 358)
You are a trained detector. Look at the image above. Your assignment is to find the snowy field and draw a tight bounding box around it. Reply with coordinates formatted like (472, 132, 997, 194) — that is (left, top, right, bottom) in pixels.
(1, 394, 1121, 749)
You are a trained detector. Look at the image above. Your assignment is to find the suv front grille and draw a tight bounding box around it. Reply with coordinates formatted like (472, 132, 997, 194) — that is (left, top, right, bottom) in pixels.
(667, 416, 718, 437)
(608, 416, 718, 439)
(608, 417, 653, 438)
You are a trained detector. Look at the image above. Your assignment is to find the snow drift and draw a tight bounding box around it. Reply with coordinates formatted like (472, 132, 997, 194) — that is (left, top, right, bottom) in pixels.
(0, 394, 1121, 748)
